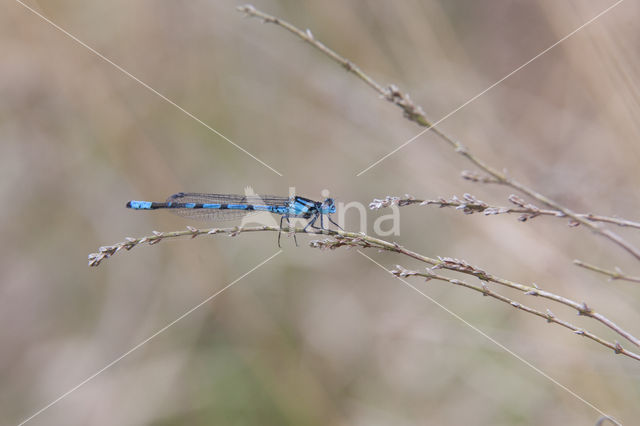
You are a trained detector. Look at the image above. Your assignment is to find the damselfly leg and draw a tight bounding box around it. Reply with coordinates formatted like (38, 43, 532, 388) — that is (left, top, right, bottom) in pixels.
(278, 215, 298, 247)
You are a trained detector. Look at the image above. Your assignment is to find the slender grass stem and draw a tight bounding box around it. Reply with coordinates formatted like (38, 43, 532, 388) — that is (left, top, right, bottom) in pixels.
(237, 4, 640, 262)
(90, 226, 640, 361)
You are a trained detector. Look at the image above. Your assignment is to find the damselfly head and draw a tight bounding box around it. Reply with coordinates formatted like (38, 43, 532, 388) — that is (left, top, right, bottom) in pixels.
(321, 198, 336, 214)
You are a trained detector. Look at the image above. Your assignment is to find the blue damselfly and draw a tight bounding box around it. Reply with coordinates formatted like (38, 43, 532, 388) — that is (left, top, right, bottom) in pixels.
(127, 193, 340, 246)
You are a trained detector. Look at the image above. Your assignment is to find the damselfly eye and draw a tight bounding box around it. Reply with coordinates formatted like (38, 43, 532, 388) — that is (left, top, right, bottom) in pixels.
(321, 198, 336, 213)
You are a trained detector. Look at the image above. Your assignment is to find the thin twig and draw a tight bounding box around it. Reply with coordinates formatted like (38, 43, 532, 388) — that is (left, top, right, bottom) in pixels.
(391, 265, 640, 362)
(574, 260, 640, 284)
(370, 194, 640, 229)
(88, 225, 339, 267)
(91, 225, 640, 360)
(237, 5, 391, 110)
(310, 233, 640, 351)
(237, 4, 640, 262)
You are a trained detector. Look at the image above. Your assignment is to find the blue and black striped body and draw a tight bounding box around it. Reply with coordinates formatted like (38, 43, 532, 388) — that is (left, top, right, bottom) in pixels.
(126, 193, 339, 245)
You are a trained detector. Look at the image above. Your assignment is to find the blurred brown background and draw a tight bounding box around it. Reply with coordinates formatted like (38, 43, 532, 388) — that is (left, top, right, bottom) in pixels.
(2, 1, 640, 425)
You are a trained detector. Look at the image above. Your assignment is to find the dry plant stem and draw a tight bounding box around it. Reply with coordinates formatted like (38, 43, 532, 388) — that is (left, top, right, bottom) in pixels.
(391, 265, 640, 362)
(312, 234, 640, 350)
(237, 5, 388, 100)
(577, 214, 640, 230)
(237, 4, 640, 262)
(574, 260, 640, 284)
(372, 194, 640, 230)
(88, 225, 334, 267)
(90, 225, 640, 360)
